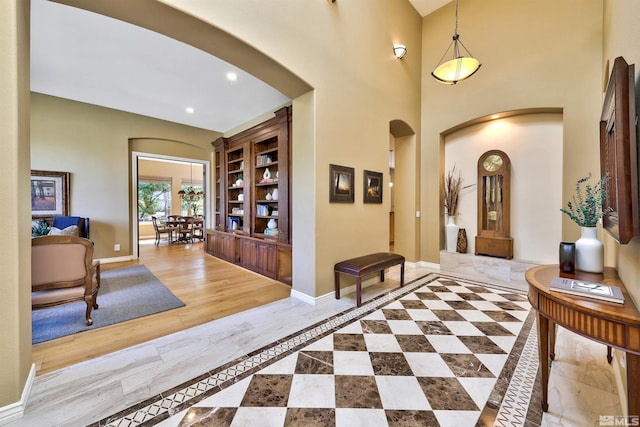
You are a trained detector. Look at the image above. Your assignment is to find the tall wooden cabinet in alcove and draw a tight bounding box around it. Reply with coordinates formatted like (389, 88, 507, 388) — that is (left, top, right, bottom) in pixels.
(206, 107, 292, 285)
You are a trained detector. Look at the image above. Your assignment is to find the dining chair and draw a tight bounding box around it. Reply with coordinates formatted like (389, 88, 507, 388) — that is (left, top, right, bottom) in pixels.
(152, 216, 172, 245)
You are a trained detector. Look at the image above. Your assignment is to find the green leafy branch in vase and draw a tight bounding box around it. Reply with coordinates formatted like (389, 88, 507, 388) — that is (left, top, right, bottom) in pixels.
(560, 173, 612, 227)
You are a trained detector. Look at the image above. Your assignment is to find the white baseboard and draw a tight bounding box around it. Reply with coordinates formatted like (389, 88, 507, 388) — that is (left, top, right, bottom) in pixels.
(0, 363, 35, 425)
(417, 260, 440, 270)
(290, 288, 337, 305)
(97, 255, 135, 264)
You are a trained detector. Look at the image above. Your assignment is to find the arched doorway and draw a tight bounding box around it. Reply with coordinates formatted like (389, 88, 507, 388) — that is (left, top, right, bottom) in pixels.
(389, 119, 419, 262)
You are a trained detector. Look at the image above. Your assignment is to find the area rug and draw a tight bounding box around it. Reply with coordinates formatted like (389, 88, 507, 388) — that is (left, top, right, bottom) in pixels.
(97, 273, 542, 427)
(32, 264, 185, 344)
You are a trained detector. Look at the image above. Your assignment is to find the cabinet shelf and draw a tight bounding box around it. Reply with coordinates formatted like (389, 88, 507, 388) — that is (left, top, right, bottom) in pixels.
(209, 106, 291, 285)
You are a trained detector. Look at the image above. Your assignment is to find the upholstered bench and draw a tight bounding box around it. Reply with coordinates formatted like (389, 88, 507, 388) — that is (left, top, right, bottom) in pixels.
(334, 252, 405, 307)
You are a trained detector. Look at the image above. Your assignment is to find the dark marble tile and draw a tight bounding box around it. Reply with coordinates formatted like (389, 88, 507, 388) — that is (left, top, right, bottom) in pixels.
(418, 377, 479, 410)
(383, 308, 413, 320)
(457, 292, 485, 301)
(335, 375, 383, 409)
(400, 299, 428, 309)
(500, 293, 528, 302)
(483, 310, 521, 322)
(284, 408, 335, 427)
(361, 319, 393, 334)
(333, 333, 367, 351)
(385, 409, 441, 426)
(414, 291, 441, 300)
(177, 407, 236, 426)
(441, 354, 495, 378)
(472, 321, 514, 336)
(240, 374, 292, 407)
(395, 334, 436, 353)
(458, 336, 506, 354)
(369, 352, 414, 376)
(295, 351, 334, 374)
(427, 285, 451, 293)
(437, 279, 460, 287)
(493, 301, 528, 311)
(446, 300, 476, 310)
(465, 285, 491, 293)
(415, 321, 452, 335)
(432, 309, 466, 321)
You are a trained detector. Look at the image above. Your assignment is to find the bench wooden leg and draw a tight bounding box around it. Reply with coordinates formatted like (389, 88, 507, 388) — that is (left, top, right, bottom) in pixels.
(400, 263, 404, 287)
(334, 271, 341, 299)
(380, 270, 385, 282)
(356, 276, 362, 307)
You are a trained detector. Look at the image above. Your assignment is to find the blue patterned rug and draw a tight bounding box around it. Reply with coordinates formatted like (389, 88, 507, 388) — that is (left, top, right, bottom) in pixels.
(32, 264, 185, 344)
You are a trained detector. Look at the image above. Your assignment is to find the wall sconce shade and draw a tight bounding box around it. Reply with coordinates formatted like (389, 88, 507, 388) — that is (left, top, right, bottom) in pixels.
(393, 44, 407, 59)
(431, 0, 481, 84)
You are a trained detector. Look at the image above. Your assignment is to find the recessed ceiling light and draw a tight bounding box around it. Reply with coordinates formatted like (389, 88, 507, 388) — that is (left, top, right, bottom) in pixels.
(185, 107, 195, 114)
(226, 72, 238, 82)
(491, 114, 500, 119)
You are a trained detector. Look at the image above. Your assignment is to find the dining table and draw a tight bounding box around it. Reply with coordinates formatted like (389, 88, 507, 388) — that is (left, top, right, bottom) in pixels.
(162, 216, 204, 244)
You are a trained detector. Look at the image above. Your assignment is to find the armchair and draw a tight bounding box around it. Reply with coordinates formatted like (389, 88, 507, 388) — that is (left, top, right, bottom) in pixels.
(31, 235, 101, 325)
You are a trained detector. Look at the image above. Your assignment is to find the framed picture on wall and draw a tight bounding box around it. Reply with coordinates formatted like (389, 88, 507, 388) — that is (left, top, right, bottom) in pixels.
(31, 170, 70, 218)
(599, 56, 639, 244)
(363, 170, 383, 204)
(329, 164, 354, 203)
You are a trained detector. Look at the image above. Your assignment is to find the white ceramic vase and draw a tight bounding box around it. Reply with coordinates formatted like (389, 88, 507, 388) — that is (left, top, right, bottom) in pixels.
(267, 218, 277, 229)
(445, 215, 459, 253)
(272, 188, 279, 200)
(575, 226, 604, 273)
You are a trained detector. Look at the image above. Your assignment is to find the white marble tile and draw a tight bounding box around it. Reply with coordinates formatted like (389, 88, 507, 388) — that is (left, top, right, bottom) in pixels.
(335, 408, 388, 427)
(287, 374, 335, 407)
(375, 375, 431, 410)
(333, 351, 375, 376)
(362, 334, 403, 352)
(404, 353, 454, 377)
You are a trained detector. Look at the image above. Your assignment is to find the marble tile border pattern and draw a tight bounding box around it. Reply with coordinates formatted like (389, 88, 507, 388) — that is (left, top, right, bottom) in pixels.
(93, 272, 540, 427)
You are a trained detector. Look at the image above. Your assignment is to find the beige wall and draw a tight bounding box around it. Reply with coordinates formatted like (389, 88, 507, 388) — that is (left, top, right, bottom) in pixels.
(155, 0, 423, 297)
(1, 0, 32, 411)
(31, 94, 218, 259)
(603, 0, 640, 305)
(421, 0, 604, 263)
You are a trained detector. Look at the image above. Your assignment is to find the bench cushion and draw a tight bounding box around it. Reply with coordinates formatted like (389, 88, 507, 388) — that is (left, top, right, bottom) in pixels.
(334, 252, 405, 276)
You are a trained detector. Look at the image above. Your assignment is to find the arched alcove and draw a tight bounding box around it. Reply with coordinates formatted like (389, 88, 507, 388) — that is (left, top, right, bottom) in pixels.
(390, 119, 419, 262)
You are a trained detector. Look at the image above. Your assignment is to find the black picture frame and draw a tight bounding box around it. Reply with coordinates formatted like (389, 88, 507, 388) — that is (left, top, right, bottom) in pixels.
(599, 56, 640, 244)
(363, 170, 383, 204)
(31, 170, 70, 219)
(329, 164, 354, 203)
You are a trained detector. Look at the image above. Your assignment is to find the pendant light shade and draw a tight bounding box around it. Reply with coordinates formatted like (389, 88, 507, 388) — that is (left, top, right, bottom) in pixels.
(431, 0, 481, 85)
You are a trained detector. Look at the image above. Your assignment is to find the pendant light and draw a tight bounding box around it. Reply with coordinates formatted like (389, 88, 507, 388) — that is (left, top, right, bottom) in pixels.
(431, 0, 481, 85)
(178, 162, 203, 202)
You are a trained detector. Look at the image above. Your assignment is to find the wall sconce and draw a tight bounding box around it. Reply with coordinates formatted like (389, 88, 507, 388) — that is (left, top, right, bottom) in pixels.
(393, 44, 407, 59)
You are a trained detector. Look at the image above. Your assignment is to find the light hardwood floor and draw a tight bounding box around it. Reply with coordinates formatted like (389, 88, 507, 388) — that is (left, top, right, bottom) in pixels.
(31, 239, 292, 375)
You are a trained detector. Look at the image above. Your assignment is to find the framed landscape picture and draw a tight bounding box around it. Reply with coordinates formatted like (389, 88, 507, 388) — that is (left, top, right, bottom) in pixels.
(31, 170, 70, 218)
(329, 164, 354, 203)
(363, 170, 383, 204)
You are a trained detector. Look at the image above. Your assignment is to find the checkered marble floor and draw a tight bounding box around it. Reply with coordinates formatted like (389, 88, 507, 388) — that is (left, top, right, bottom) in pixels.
(96, 274, 541, 427)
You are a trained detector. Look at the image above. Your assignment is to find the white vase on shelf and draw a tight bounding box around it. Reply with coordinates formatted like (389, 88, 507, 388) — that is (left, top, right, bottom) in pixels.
(575, 226, 604, 273)
(267, 218, 277, 229)
(263, 168, 271, 180)
(272, 188, 279, 200)
(445, 215, 459, 253)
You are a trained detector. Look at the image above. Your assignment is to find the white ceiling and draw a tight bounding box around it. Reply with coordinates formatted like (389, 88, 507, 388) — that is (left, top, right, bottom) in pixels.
(30, 0, 447, 133)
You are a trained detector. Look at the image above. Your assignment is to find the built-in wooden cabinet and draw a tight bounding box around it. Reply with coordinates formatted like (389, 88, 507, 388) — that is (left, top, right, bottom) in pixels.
(207, 107, 292, 285)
